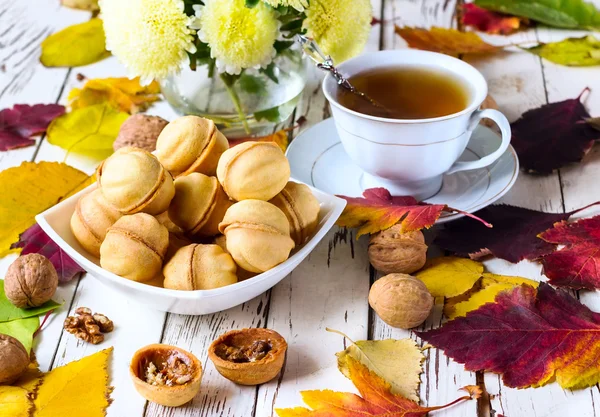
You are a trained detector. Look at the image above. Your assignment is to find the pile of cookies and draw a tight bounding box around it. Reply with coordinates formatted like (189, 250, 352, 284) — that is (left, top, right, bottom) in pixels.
(70, 116, 321, 291)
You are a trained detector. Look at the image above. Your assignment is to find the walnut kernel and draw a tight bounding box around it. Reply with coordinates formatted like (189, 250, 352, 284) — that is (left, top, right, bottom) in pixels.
(64, 307, 114, 344)
(368, 274, 434, 329)
(368, 226, 427, 275)
(4, 254, 58, 308)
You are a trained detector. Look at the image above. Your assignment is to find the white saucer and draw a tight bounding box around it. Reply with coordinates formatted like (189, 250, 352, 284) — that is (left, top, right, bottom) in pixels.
(287, 118, 519, 223)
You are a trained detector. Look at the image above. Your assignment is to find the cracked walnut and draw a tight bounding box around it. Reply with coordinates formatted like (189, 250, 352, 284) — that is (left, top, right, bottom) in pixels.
(63, 307, 114, 344)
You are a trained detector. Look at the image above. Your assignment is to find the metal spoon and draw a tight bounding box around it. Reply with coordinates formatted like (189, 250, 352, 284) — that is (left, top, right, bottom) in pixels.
(296, 35, 393, 116)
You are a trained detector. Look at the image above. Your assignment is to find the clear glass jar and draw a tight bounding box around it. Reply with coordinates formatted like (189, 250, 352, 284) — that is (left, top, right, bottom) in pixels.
(161, 49, 307, 138)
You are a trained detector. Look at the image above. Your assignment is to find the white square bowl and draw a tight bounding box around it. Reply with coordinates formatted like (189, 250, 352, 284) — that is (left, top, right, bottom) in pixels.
(36, 182, 346, 315)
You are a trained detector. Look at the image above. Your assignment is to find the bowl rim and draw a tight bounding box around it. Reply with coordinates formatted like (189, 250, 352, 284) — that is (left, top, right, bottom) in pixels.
(36, 179, 346, 300)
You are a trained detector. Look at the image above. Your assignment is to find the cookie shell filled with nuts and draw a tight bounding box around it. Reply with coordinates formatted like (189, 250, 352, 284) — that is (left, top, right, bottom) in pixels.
(130, 344, 202, 407)
(98, 147, 175, 215)
(217, 141, 290, 201)
(155, 116, 228, 177)
(218, 200, 295, 273)
(100, 213, 169, 282)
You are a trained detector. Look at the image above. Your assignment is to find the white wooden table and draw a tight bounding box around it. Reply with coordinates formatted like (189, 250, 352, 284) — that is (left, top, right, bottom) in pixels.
(2, 1, 600, 416)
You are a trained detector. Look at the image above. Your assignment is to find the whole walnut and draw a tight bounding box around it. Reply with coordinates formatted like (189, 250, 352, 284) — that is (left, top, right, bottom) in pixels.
(368, 274, 434, 329)
(113, 114, 168, 152)
(4, 254, 59, 308)
(368, 226, 427, 275)
(0, 335, 29, 384)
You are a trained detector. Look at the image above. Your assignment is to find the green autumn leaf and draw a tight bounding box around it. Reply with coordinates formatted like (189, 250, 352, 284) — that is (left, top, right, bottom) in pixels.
(0, 281, 61, 323)
(525, 36, 600, 66)
(47, 104, 129, 159)
(475, 0, 600, 30)
(41, 18, 110, 67)
(0, 317, 39, 353)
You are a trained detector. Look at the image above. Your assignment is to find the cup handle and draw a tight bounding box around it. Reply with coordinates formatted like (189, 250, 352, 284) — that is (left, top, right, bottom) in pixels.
(446, 109, 512, 175)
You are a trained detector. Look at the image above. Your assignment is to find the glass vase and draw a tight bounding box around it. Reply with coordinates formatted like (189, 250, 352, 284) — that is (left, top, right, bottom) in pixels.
(161, 49, 307, 138)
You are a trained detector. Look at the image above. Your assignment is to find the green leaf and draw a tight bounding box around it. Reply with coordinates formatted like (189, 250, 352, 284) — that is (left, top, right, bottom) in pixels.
(260, 63, 279, 84)
(280, 19, 304, 32)
(245, 0, 260, 7)
(254, 106, 281, 123)
(239, 74, 267, 95)
(47, 104, 130, 160)
(274, 40, 295, 53)
(40, 18, 111, 67)
(524, 36, 600, 66)
(474, 0, 600, 30)
(0, 317, 39, 353)
(0, 281, 60, 323)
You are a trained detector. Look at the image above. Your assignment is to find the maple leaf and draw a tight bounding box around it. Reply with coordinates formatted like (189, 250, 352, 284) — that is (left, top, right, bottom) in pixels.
(68, 77, 161, 114)
(276, 356, 481, 417)
(46, 103, 130, 160)
(434, 202, 600, 263)
(524, 36, 600, 67)
(41, 18, 110, 67)
(0, 161, 91, 257)
(474, 0, 600, 30)
(0, 104, 65, 151)
(228, 129, 290, 153)
(394, 26, 503, 56)
(337, 188, 491, 238)
(511, 89, 600, 174)
(419, 284, 600, 389)
(34, 348, 113, 417)
(462, 4, 526, 35)
(11, 223, 84, 283)
(539, 215, 600, 290)
(415, 257, 484, 298)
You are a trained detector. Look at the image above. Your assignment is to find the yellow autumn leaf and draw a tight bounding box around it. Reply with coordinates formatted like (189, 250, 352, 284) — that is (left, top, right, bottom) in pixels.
(395, 26, 503, 56)
(332, 329, 424, 402)
(415, 257, 483, 298)
(15, 360, 44, 394)
(61, 0, 99, 11)
(47, 104, 130, 159)
(68, 77, 161, 114)
(0, 386, 32, 417)
(41, 18, 110, 67)
(445, 274, 539, 319)
(0, 162, 90, 257)
(34, 348, 113, 417)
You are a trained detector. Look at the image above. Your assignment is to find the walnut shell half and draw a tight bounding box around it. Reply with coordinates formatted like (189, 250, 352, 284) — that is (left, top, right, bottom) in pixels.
(0, 334, 29, 384)
(368, 226, 427, 275)
(4, 254, 58, 308)
(130, 344, 202, 407)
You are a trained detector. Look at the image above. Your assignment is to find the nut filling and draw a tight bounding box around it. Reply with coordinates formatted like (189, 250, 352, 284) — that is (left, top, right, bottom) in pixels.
(137, 350, 196, 387)
(214, 340, 272, 363)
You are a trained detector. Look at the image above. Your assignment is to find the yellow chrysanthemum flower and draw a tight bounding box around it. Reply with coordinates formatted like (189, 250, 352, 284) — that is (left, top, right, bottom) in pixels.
(99, 0, 197, 85)
(196, 0, 279, 75)
(262, 0, 309, 11)
(304, 0, 372, 63)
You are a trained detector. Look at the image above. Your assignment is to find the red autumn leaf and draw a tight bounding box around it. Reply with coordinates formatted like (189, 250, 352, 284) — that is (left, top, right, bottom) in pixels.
(0, 104, 65, 151)
(11, 223, 84, 282)
(418, 284, 600, 389)
(511, 88, 600, 174)
(434, 202, 600, 263)
(336, 188, 491, 238)
(539, 215, 600, 289)
(462, 3, 527, 35)
(275, 356, 481, 417)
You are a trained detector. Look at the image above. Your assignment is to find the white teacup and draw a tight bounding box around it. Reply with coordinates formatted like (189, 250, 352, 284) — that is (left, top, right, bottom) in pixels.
(322, 50, 511, 200)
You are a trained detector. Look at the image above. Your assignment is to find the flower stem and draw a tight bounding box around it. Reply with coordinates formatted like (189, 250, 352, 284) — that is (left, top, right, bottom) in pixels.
(220, 73, 251, 135)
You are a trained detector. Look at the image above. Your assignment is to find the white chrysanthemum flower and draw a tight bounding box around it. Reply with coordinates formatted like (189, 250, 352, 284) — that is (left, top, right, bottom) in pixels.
(304, 0, 372, 63)
(195, 0, 279, 75)
(262, 0, 309, 11)
(99, 0, 197, 85)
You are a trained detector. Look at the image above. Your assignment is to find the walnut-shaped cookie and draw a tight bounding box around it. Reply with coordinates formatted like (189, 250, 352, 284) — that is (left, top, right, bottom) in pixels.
(217, 141, 290, 201)
(98, 147, 174, 215)
(168, 173, 233, 237)
(130, 344, 202, 407)
(100, 213, 168, 282)
(269, 181, 320, 246)
(71, 189, 122, 257)
(218, 200, 295, 273)
(163, 244, 237, 291)
(155, 116, 228, 177)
